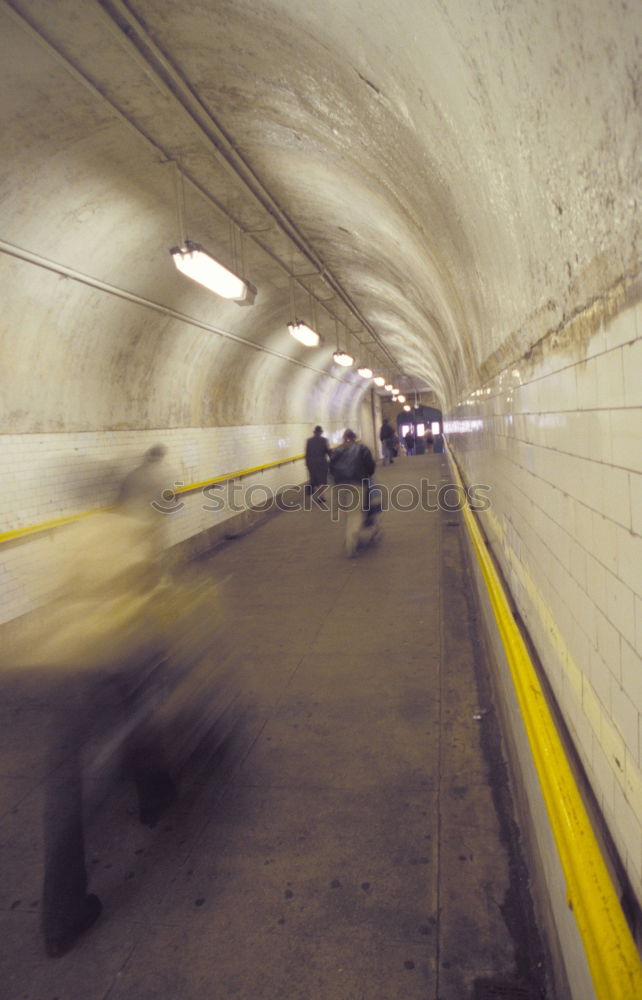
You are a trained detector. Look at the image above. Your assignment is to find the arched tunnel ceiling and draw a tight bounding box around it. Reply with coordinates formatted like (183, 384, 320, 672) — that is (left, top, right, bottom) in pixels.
(1, 0, 640, 416)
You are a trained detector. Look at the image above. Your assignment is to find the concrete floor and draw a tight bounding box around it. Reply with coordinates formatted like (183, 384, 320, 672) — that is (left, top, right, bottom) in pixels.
(0, 453, 548, 999)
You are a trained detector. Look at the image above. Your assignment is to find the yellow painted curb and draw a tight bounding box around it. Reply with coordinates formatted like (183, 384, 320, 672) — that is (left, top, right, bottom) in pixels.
(450, 453, 642, 1000)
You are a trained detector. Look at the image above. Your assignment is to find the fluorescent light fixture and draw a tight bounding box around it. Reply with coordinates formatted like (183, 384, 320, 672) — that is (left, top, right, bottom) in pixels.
(288, 321, 321, 347)
(170, 242, 256, 305)
(397, 394, 406, 403)
(358, 366, 373, 379)
(373, 376, 386, 387)
(333, 351, 354, 367)
(384, 383, 393, 392)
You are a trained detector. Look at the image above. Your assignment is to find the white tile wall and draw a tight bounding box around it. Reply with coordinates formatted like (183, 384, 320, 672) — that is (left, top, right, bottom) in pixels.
(0, 421, 349, 624)
(446, 297, 642, 909)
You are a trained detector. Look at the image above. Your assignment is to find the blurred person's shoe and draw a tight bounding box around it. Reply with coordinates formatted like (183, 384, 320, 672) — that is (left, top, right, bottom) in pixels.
(345, 534, 359, 558)
(44, 894, 102, 958)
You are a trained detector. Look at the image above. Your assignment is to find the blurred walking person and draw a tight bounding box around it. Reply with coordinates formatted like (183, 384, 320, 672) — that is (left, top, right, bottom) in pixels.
(37, 506, 176, 957)
(330, 429, 377, 557)
(7, 449, 178, 957)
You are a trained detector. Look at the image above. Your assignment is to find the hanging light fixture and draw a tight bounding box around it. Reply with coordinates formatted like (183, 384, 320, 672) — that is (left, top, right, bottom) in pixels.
(286, 278, 321, 347)
(358, 366, 373, 379)
(332, 318, 354, 367)
(384, 383, 393, 392)
(170, 241, 257, 304)
(397, 394, 406, 403)
(168, 167, 256, 305)
(288, 320, 321, 347)
(373, 376, 386, 387)
(403, 403, 411, 412)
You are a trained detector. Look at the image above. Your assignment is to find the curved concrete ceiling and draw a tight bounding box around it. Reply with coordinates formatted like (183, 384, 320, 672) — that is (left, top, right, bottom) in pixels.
(1, 0, 640, 429)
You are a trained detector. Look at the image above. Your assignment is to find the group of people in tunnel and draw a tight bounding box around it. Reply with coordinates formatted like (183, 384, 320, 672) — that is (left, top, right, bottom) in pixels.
(376, 417, 443, 465)
(305, 424, 381, 558)
(304, 417, 444, 559)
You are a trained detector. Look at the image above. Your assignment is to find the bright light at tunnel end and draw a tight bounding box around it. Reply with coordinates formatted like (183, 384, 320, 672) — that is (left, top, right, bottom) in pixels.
(170, 241, 257, 305)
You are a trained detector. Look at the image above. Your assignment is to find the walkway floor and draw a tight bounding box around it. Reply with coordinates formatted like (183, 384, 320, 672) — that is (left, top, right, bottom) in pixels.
(0, 453, 548, 999)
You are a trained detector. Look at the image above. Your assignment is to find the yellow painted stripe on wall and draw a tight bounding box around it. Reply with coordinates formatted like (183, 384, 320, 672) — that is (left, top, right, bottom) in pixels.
(0, 508, 104, 545)
(173, 453, 305, 495)
(450, 454, 642, 1000)
(0, 453, 305, 545)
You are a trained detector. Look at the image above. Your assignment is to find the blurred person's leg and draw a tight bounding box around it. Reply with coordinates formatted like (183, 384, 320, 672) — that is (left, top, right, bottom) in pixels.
(363, 479, 373, 525)
(344, 484, 365, 557)
(41, 680, 102, 956)
(119, 655, 177, 827)
(311, 483, 327, 506)
(125, 717, 177, 826)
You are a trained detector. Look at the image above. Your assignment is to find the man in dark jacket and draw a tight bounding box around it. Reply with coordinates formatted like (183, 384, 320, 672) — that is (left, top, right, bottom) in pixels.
(329, 429, 377, 556)
(304, 425, 331, 506)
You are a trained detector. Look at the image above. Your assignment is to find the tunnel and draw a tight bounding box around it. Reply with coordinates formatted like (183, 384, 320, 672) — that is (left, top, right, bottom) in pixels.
(1, 1, 641, 998)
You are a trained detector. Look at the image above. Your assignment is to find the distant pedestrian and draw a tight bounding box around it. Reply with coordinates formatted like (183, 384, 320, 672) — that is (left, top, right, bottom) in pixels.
(404, 430, 415, 456)
(304, 425, 331, 506)
(425, 430, 434, 453)
(379, 417, 395, 465)
(433, 432, 445, 454)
